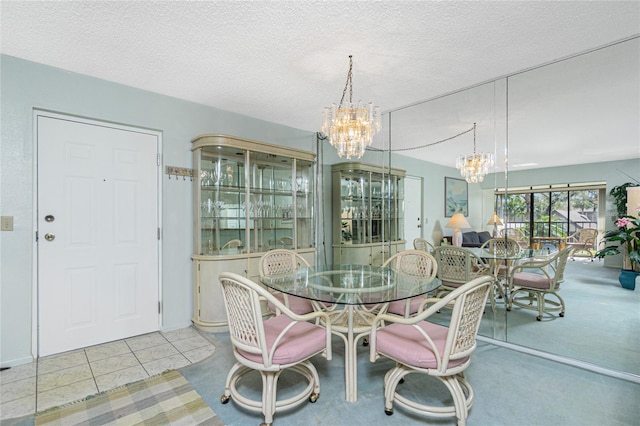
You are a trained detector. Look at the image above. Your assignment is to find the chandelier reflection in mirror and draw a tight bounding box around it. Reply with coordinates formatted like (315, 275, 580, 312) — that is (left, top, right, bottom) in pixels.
(456, 122, 494, 183)
(322, 55, 380, 159)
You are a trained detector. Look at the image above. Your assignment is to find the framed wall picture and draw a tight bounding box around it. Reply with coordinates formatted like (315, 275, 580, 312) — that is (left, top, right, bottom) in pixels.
(444, 177, 468, 217)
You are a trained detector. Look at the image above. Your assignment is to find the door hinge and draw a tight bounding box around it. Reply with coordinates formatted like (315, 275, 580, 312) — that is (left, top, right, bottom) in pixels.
(157, 227, 161, 240)
(158, 301, 161, 314)
(35, 231, 39, 242)
(157, 153, 161, 166)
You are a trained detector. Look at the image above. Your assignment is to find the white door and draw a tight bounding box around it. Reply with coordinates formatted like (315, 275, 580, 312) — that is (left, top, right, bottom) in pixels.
(404, 176, 423, 247)
(37, 114, 160, 356)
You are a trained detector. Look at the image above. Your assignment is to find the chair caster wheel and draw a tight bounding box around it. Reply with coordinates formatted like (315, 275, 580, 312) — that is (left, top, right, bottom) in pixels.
(220, 395, 230, 404)
(536, 316, 542, 321)
(309, 392, 319, 403)
(362, 338, 369, 347)
(385, 409, 394, 416)
(559, 312, 565, 317)
(399, 378, 405, 384)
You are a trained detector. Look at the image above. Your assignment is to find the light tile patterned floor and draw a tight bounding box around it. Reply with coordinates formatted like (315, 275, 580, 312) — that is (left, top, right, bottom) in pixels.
(0, 326, 215, 421)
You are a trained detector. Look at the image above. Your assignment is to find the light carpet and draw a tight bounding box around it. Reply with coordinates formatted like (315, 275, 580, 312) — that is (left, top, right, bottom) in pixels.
(35, 370, 224, 426)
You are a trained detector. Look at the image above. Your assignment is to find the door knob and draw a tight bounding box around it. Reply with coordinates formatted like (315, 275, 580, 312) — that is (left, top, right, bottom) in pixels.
(45, 215, 55, 222)
(44, 233, 56, 241)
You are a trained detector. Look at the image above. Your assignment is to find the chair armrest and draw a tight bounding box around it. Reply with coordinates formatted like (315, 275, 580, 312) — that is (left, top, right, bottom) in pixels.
(416, 297, 443, 314)
(256, 285, 333, 362)
(509, 260, 555, 285)
(369, 306, 442, 364)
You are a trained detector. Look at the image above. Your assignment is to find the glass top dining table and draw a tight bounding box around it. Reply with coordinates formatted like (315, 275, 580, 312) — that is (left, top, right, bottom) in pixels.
(259, 264, 442, 306)
(260, 264, 441, 402)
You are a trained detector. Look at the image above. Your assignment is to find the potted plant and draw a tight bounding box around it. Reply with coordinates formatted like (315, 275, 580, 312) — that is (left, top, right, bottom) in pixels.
(595, 183, 640, 290)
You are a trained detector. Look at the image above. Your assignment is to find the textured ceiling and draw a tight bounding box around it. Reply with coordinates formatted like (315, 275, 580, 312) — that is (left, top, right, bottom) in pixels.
(2, 1, 639, 169)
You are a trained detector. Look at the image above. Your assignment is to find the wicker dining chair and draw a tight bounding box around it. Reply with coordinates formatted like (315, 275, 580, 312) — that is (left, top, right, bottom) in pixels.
(566, 228, 598, 261)
(508, 247, 572, 321)
(432, 246, 491, 296)
(382, 250, 438, 317)
(369, 275, 493, 425)
(413, 237, 435, 253)
(259, 249, 314, 315)
(219, 272, 332, 426)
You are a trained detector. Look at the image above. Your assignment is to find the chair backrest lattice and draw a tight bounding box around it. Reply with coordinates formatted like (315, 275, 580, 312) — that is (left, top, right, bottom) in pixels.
(448, 282, 491, 359)
(482, 238, 521, 256)
(260, 249, 310, 276)
(383, 250, 438, 280)
(433, 246, 484, 285)
(219, 275, 265, 358)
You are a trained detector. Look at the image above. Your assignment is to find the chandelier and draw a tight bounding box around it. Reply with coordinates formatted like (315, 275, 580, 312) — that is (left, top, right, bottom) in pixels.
(322, 56, 380, 159)
(455, 122, 494, 183)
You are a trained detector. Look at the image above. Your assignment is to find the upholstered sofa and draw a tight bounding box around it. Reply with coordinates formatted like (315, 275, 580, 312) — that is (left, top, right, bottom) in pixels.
(462, 231, 492, 247)
(443, 231, 492, 247)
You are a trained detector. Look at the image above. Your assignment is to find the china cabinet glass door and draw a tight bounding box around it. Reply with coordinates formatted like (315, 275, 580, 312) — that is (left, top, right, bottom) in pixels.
(199, 146, 246, 255)
(249, 151, 294, 251)
(295, 159, 314, 249)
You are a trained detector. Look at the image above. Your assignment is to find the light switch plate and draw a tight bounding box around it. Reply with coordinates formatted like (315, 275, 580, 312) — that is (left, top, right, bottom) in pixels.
(1, 216, 14, 231)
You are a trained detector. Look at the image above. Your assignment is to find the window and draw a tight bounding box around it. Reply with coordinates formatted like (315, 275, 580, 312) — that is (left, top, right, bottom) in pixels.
(496, 185, 602, 244)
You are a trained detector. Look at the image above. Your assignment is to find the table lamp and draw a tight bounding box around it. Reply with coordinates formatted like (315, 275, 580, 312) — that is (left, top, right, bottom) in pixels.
(486, 212, 503, 238)
(446, 213, 471, 247)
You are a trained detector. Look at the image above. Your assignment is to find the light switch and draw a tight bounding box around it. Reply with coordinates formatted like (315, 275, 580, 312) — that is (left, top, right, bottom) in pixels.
(1, 216, 14, 231)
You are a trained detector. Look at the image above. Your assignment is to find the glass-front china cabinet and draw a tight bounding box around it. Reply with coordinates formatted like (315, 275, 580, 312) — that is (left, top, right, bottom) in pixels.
(332, 162, 406, 265)
(191, 134, 315, 331)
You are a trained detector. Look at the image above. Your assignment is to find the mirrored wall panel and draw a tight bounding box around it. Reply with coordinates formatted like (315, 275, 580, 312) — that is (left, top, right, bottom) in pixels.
(382, 36, 639, 378)
(505, 37, 639, 375)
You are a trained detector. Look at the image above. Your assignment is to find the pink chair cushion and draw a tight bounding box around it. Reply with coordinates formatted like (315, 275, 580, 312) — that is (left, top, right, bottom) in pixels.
(268, 293, 314, 314)
(387, 297, 424, 316)
(512, 272, 557, 290)
(239, 314, 327, 365)
(375, 321, 468, 369)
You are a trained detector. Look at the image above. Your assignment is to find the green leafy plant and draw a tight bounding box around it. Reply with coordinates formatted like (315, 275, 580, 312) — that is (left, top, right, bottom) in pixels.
(595, 205, 640, 270)
(610, 182, 639, 217)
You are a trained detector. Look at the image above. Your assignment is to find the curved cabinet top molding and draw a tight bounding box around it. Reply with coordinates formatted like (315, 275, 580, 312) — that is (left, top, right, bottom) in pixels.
(191, 134, 316, 162)
(331, 161, 406, 177)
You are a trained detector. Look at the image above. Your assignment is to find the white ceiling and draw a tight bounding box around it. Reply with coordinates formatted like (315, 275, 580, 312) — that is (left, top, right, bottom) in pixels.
(2, 1, 639, 169)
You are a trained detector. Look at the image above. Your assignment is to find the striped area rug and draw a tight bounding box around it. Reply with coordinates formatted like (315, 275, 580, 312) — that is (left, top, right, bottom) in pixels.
(36, 370, 224, 425)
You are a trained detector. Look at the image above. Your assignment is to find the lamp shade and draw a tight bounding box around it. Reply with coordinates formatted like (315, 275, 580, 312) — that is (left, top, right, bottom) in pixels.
(446, 213, 472, 230)
(486, 212, 503, 226)
(486, 211, 503, 238)
(446, 213, 471, 247)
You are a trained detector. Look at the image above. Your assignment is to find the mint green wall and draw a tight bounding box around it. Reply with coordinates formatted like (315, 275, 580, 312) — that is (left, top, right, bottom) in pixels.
(0, 55, 316, 366)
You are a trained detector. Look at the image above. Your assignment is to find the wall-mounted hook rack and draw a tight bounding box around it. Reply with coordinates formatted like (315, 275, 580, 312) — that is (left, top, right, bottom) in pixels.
(165, 166, 194, 180)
